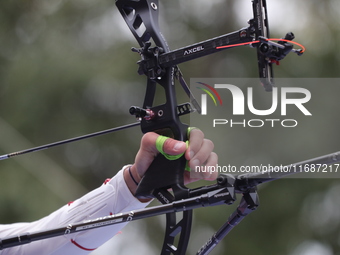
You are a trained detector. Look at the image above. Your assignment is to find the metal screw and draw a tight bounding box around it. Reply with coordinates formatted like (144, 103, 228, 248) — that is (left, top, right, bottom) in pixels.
(151, 2, 157, 10)
(240, 30, 247, 38)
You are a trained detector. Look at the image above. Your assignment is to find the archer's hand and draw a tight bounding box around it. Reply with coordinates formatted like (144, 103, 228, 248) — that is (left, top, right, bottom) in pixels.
(124, 129, 218, 197)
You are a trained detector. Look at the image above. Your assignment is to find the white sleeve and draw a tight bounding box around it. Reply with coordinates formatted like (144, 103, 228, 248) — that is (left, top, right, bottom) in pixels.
(0, 166, 151, 255)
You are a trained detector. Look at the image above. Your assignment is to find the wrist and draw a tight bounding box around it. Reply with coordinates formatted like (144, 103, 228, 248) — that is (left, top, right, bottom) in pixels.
(128, 165, 140, 186)
(123, 165, 151, 203)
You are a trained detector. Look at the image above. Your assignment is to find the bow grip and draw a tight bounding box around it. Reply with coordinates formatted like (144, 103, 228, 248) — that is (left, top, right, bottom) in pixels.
(135, 107, 189, 200)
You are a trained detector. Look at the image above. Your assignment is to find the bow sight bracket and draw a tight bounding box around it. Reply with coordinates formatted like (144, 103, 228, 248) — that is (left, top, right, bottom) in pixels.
(121, 0, 303, 92)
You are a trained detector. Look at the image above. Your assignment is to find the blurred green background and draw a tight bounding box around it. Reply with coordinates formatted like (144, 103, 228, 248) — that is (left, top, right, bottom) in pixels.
(1, 0, 340, 254)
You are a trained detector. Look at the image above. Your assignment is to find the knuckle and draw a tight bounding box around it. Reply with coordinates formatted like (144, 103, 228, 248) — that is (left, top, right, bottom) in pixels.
(204, 138, 214, 150)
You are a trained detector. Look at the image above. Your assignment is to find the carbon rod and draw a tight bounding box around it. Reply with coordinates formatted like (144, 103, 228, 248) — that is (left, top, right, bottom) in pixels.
(0, 122, 140, 161)
(235, 151, 340, 192)
(0, 189, 231, 250)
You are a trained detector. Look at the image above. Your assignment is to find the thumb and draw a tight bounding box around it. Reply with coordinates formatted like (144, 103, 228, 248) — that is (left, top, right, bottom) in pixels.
(134, 132, 187, 179)
(160, 136, 187, 156)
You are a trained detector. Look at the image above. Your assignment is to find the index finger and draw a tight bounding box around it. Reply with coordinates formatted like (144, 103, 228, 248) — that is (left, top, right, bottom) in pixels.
(185, 128, 204, 161)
